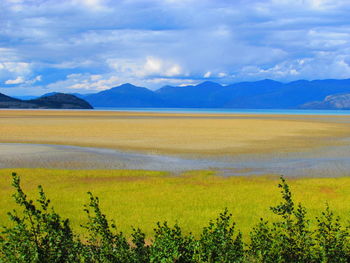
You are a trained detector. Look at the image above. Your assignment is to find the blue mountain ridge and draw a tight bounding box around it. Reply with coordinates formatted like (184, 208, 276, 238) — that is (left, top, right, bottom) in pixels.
(79, 79, 350, 109)
(5, 79, 350, 109)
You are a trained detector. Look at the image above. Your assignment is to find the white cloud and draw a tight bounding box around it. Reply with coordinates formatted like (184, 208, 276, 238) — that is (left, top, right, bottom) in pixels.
(50, 60, 94, 69)
(0, 62, 31, 75)
(269, 0, 346, 10)
(237, 52, 350, 81)
(72, 0, 107, 10)
(27, 75, 42, 84)
(144, 57, 162, 74)
(142, 57, 183, 77)
(204, 71, 211, 78)
(108, 56, 184, 79)
(5, 76, 25, 84)
(165, 64, 182, 77)
(48, 73, 121, 92)
(4, 74, 42, 85)
(90, 74, 102, 81)
(146, 78, 197, 86)
(0, 60, 33, 85)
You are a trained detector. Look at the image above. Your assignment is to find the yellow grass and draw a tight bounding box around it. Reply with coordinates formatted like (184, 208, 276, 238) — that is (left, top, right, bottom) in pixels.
(1, 169, 350, 238)
(0, 110, 349, 155)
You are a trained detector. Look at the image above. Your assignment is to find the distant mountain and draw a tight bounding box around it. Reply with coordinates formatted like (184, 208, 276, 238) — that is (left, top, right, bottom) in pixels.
(156, 81, 224, 107)
(84, 83, 165, 107)
(301, 93, 350, 110)
(157, 78, 350, 109)
(69, 92, 93, 99)
(0, 93, 93, 109)
(7, 78, 350, 109)
(227, 79, 350, 109)
(212, 79, 284, 108)
(156, 79, 350, 109)
(13, 95, 38, 100)
(40, 92, 59, 98)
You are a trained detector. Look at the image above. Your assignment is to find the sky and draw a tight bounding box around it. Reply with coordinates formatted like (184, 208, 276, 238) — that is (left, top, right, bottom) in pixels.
(1, 0, 350, 96)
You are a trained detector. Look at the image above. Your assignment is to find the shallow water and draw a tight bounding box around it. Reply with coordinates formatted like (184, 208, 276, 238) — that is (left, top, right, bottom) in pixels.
(1, 142, 350, 177)
(94, 108, 350, 115)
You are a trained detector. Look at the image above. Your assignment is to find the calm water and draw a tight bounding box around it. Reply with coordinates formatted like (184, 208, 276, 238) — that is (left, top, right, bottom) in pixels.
(94, 107, 350, 115)
(2, 107, 350, 115)
(1, 142, 350, 177)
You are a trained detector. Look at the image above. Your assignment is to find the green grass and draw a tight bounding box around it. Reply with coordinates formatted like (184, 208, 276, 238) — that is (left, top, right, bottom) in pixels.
(1, 168, 350, 238)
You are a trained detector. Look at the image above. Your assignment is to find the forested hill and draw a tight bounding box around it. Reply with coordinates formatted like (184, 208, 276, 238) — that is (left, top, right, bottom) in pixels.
(0, 93, 93, 109)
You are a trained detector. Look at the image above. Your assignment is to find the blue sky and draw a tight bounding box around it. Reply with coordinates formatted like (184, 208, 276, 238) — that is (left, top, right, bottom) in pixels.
(1, 0, 350, 95)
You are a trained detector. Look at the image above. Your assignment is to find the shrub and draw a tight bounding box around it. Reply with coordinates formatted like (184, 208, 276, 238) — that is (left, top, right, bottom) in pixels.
(80, 192, 131, 262)
(315, 204, 350, 263)
(150, 222, 195, 262)
(195, 208, 244, 262)
(0, 173, 80, 263)
(249, 177, 316, 262)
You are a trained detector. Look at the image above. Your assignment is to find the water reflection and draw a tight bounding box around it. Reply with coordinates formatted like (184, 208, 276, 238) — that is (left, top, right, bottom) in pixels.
(1, 142, 350, 177)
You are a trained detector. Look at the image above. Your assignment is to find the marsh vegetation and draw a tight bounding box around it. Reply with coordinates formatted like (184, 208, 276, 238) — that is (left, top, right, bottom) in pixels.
(1, 169, 350, 238)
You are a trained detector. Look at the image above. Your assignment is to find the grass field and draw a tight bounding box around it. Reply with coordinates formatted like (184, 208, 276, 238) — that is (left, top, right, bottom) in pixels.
(1, 168, 350, 239)
(0, 110, 350, 155)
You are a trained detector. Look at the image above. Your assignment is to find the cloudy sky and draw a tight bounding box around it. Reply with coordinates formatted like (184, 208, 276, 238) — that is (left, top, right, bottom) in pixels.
(1, 0, 350, 95)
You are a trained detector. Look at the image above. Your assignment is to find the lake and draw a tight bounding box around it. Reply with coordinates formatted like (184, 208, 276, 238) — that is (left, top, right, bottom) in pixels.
(94, 107, 350, 115)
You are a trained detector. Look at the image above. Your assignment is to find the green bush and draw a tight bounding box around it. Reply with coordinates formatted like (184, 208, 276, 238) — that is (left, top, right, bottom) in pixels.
(0, 173, 80, 263)
(1, 173, 350, 262)
(249, 177, 316, 262)
(150, 222, 195, 262)
(195, 208, 244, 262)
(315, 204, 350, 262)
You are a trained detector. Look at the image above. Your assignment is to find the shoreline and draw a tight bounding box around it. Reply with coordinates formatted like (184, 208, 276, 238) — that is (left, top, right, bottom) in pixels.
(2, 108, 350, 116)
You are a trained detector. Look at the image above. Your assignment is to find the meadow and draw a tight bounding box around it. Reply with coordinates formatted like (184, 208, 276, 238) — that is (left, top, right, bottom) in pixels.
(1, 168, 350, 239)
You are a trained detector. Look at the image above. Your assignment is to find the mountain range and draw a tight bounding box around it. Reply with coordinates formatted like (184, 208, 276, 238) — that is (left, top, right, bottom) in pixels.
(2, 78, 350, 110)
(79, 79, 350, 110)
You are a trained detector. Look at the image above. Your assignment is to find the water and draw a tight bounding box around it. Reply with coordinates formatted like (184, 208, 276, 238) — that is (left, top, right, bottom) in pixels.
(3, 107, 350, 115)
(1, 142, 350, 177)
(94, 107, 350, 115)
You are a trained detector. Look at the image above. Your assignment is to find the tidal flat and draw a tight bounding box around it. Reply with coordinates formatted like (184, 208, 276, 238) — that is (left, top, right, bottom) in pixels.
(1, 110, 350, 176)
(0, 110, 349, 155)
